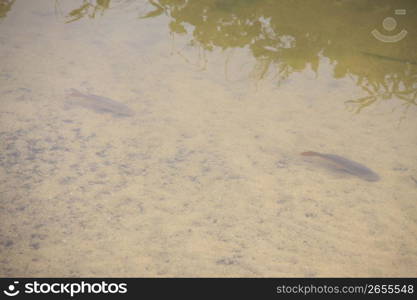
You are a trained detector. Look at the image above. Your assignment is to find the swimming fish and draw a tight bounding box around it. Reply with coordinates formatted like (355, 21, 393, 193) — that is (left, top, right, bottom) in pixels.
(65, 89, 134, 117)
(301, 151, 380, 182)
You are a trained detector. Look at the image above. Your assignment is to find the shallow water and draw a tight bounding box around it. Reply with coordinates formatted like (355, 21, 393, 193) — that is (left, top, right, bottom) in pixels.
(0, 0, 416, 277)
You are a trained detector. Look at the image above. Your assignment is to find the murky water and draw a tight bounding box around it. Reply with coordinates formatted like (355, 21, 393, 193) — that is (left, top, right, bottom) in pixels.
(1, 0, 416, 277)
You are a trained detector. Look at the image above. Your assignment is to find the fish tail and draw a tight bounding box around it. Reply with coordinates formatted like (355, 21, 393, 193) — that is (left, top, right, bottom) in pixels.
(300, 151, 319, 156)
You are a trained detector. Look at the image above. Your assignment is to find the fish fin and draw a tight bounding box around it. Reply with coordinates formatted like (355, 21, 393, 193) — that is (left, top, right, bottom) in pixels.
(67, 88, 83, 97)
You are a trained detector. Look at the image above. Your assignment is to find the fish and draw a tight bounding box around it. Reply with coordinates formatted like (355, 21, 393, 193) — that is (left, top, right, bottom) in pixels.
(65, 88, 134, 117)
(301, 151, 380, 182)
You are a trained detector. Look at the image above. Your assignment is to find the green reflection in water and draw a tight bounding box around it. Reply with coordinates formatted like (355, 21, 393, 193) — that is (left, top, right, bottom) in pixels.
(139, 0, 417, 114)
(0, 0, 15, 20)
(65, 0, 111, 23)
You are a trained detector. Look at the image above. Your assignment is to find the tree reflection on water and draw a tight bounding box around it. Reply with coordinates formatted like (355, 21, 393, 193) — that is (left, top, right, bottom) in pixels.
(5, 0, 416, 115)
